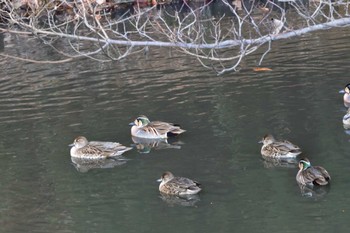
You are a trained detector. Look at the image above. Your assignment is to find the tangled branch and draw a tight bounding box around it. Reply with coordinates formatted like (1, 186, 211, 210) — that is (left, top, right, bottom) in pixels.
(1, 0, 349, 74)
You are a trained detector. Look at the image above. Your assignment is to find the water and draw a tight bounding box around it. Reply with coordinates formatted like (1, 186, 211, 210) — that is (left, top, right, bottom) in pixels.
(1, 24, 350, 233)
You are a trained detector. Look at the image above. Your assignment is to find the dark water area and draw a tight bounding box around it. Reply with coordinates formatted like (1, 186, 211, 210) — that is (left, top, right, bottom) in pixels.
(1, 16, 350, 233)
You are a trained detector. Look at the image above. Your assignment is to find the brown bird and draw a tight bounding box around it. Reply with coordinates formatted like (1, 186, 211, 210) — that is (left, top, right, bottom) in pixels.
(296, 158, 331, 186)
(259, 134, 302, 159)
(157, 171, 201, 196)
(69, 136, 132, 159)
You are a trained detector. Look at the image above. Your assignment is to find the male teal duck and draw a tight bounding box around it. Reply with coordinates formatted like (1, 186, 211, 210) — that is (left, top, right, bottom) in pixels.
(69, 136, 132, 159)
(129, 115, 186, 139)
(296, 158, 331, 186)
(339, 83, 350, 107)
(157, 171, 201, 196)
(259, 134, 302, 158)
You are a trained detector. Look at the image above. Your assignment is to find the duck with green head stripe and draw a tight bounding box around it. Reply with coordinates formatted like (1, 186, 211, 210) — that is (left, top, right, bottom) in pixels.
(129, 115, 186, 139)
(296, 158, 331, 186)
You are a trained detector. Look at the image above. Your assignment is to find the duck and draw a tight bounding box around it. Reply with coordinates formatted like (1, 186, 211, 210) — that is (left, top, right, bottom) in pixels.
(339, 83, 350, 107)
(259, 134, 302, 159)
(157, 171, 201, 196)
(296, 158, 331, 186)
(69, 136, 132, 159)
(129, 115, 186, 139)
(343, 107, 350, 126)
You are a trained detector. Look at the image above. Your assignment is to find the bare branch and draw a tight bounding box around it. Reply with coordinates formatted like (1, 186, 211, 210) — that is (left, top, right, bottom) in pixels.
(1, 0, 350, 74)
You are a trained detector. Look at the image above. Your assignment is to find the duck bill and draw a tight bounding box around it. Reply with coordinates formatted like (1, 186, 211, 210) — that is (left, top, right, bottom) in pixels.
(339, 89, 345, 94)
(156, 178, 162, 182)
(68, 143, 74, 147)
(258, 140, 263, 144)
(129, 122, 136, 126)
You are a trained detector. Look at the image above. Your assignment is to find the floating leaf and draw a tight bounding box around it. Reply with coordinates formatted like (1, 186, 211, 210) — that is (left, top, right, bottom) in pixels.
(253, 67, 272, 71)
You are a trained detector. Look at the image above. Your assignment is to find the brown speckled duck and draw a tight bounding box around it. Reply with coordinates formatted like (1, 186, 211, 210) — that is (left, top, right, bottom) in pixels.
(69, 136, 132, 159)
(157, 171, 201, 196)
(259, 134, 302, 159)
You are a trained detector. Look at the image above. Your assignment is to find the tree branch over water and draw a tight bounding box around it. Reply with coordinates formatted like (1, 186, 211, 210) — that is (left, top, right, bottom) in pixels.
(1, 0, 350, 74)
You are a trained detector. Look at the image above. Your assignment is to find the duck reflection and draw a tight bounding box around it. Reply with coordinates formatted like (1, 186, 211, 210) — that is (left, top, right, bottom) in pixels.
(262, 156, 298, 169)
(131, 136, 183, 153)
(71, 156, 128, 173)
(298, 184, 330, 199)
(159, 193, 201, 207)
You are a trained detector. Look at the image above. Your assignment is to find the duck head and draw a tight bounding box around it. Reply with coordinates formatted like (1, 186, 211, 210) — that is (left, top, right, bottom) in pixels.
(299, 158, 311, 171)
(69, 136, 89, 149)
(259, 134, 276, 145)
(157, 171, 175, 183)
(129, 115, 151, 127)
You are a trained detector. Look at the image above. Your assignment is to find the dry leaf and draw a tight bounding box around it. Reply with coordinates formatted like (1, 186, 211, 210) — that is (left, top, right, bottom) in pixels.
(253, 67, 272, 71)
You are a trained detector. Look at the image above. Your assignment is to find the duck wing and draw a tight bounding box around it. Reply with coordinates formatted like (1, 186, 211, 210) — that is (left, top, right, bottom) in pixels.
(312, 166, 331, 185)
(90, 141, 122, 149)
(279, 140, 301, 151)
(80, 145, 107, 158)
(90, 141, 132, 156)
(167, 177, 201, 194)
(303, 167, 331, 186)
(264, 143, 300, 157)
(149, 121, 185, 136)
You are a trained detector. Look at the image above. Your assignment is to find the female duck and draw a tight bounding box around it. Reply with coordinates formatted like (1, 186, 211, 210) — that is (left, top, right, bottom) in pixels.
(259, 134, 302, 158)
(296, 158, 331, 186)
(129, 115, 186, 139)
(157, 171, 201, 196)
(69, 136, 132, 159)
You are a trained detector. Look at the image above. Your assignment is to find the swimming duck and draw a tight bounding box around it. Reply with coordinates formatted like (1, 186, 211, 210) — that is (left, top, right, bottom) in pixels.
(69, 136, 132, 159)
(296, 158, 331, 186)
(129, 115, 186, 139)
(157, 171, 201, 196)
(259, 134, 302, 158)
(339, 83, 350, 107)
